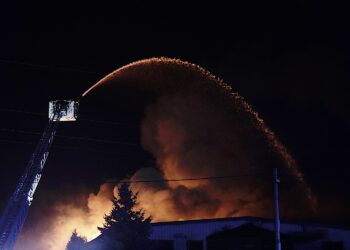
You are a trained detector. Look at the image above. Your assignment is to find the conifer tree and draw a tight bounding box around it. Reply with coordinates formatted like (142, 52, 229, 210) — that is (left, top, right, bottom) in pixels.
(66, 229, 87, 250)
(99, 183, 152, 250)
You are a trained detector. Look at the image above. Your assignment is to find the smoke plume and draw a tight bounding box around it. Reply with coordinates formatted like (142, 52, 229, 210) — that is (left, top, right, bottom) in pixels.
(15, 184, 113, 250)
(16, 57, 316, 249)
(86, 57, 316, 219)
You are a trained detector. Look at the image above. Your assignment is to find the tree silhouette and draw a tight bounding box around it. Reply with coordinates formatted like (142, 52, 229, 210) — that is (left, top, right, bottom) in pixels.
(99, 182, 153, 250)
(66, 229, 86, 250)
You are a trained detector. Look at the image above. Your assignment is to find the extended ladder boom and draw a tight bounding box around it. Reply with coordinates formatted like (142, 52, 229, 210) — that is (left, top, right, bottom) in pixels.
(0, 100, 78, 250)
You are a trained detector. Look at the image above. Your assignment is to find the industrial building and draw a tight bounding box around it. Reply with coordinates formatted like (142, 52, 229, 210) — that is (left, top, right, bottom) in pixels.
(86, 216, 350, 250)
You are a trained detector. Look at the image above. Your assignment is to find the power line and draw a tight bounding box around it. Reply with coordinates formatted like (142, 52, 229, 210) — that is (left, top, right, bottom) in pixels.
(58, 134, 139, 147)
(0, 108, 44, 117)
(0, 138, 319, 183)
(0, 109, 320, 185)
(0, 58, 100, 75)
(0, 139, 33, 146)
(105, 172, 271, 184)
(104, 171, 316, 184)
(79, 117, 138, 127)
(0, 139, 148, 158)
(0, 128, 140, 147)
(0, 108, 138, 127)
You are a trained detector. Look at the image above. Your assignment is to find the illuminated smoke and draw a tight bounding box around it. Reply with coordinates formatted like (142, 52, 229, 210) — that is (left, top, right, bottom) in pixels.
(15, 184, 113, 250)
(85, 57, 316, 220)
(16, 57, 316, 249)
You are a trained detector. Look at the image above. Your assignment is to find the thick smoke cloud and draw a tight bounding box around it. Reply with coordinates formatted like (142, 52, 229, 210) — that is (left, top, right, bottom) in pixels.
(16, 57, 316, 249)
(15, 185, 113, 250)
(86, 57, 316, 218)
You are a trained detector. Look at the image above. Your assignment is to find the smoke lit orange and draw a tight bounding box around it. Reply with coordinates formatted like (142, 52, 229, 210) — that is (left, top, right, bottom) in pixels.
(16, 58, 316, 250)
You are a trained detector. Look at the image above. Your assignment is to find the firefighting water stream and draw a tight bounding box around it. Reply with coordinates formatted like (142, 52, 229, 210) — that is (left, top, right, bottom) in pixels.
(15, 58, 316, 250)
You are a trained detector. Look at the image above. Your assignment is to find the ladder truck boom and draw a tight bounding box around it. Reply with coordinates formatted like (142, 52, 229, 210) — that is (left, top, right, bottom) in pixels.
(0, 100, 79, 250)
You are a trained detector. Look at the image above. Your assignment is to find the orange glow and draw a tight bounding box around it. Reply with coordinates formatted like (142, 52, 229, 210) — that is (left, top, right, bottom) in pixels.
(16, 57, 317, 249)
(15, 185, 113, 250)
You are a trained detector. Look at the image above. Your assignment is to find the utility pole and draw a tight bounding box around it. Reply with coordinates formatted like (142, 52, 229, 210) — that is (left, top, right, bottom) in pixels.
(273, 168, 281, 250)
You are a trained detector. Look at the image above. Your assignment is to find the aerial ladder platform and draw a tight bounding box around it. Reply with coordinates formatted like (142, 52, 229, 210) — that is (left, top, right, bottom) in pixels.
(0, 100, 79, 250)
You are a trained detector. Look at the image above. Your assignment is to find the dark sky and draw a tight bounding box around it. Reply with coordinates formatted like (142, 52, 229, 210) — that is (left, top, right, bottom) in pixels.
(0, 2, 349, 224)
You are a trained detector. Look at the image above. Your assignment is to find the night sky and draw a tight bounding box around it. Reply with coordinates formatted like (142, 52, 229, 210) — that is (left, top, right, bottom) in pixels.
(0, 0, 349, 230)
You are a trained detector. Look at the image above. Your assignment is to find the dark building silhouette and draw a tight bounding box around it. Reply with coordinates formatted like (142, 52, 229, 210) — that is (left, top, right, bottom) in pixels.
(86, 217, 350, 250)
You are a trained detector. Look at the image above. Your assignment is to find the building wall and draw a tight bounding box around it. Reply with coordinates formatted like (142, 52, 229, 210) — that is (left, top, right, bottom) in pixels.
(150, 217, 350, 250)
